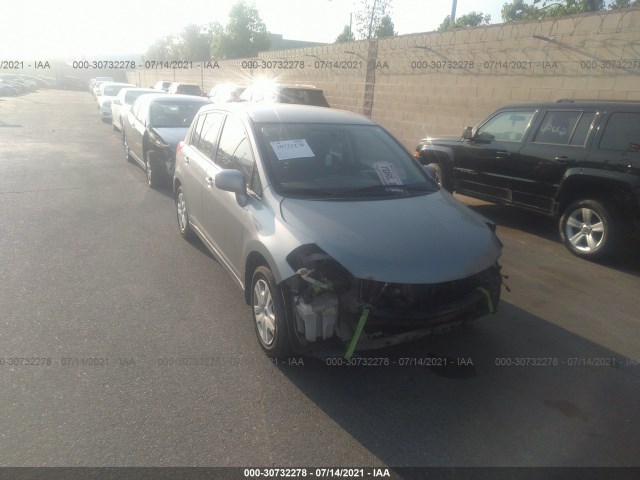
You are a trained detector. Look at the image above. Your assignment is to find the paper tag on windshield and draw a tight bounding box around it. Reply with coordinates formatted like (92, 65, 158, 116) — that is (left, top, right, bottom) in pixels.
(374, 162, 403, 185)
(270, 139, 315, 161)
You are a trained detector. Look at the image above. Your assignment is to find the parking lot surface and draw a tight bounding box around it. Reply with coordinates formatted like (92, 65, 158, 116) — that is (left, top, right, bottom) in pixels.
(1, 91, 639, 467)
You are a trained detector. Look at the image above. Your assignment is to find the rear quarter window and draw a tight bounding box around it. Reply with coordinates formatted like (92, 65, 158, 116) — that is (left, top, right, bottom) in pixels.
(598, 112, 640, 152)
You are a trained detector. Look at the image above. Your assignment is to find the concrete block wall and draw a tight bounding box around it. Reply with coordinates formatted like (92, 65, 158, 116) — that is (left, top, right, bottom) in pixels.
(127, 7, 640, 149)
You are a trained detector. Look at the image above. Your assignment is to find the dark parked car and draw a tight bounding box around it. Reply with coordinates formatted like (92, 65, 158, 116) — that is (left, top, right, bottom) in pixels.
(239, 82, 330, 107)
(153, 80, 172, 92)
(174, 103, 503, 358)
(167, 82, 203, 96)
(415, 100, 640, 259)
(122, 93, 210, 187)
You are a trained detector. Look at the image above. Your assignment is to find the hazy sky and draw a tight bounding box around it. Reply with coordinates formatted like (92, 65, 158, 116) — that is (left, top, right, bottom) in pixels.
(0, 0, 506, 58)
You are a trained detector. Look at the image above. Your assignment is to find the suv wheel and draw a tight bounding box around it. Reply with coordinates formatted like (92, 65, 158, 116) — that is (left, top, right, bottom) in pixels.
(426, 163, 445, 189)
(559, 199, 617, 259)
(175, 186, 194, 240)
(251, 266, 292, 358)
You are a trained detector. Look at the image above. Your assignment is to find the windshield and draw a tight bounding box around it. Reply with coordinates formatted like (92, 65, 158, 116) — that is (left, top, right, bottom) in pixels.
(256, 123, 437, 199)
(125, 90, 153, 105)
(103, 85, 126, 96)
(148, 101, 205, 128)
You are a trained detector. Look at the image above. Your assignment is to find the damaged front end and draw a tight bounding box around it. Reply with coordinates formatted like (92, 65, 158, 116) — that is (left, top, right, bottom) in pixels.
(283, 244, 502, 357)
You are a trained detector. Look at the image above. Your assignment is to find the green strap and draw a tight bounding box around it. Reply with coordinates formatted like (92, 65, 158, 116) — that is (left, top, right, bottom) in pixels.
(344, 308, 370, 358)
(476, 287, 495, 314)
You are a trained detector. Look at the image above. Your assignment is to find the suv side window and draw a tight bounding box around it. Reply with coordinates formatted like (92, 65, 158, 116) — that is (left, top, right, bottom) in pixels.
(533, 111, 595, 146)
(599, 112, 640, 152)
(215, 116, 256, 183)
(477, 111, 535, 142)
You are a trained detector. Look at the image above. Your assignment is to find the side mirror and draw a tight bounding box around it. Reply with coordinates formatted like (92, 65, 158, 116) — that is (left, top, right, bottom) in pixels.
(215, 169, 249, 207)
(462, 126, 473, 140)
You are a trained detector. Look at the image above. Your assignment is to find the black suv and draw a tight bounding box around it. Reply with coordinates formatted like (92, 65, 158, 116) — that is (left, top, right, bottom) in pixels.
(415, 100, 640, 259)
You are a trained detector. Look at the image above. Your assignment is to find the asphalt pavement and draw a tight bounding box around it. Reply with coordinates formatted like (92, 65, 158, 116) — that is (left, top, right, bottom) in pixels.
(0, 90, 639, 469)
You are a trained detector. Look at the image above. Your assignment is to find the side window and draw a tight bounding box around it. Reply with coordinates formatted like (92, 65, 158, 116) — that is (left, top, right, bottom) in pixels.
(534, 111, 582, 145)
(198, 112, 225, 160)
(477, 111, 535, 143)
(569, 112, 596, 146)
(189, 113, 207, 148)
(599, 113, 640, 152)
(215, 116, 255, 183)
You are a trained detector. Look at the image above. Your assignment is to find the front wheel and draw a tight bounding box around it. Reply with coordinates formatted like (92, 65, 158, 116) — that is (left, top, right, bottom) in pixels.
(251, 266, 292, 358)
(559, 199, 618, 259)
(145, 151, 163, 189)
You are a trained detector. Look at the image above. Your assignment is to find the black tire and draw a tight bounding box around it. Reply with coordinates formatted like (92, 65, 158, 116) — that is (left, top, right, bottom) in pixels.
(123, 133, 132, 162)
(251, 266, 292, 358)
(559, 199, 618, 259)
(426, 162, 444, 188)
(175, 186, 195, 241)
(424, 161, 452, 192)
(145, 151, 163, 189)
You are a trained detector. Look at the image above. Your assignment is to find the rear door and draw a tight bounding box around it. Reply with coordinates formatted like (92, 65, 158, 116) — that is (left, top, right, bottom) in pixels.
(516, 109, 597, 212)
(179, 111, 224, 230)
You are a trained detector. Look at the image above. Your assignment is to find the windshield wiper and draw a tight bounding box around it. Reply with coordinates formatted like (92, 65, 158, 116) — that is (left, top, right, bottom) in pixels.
(341, 183, 434, 196)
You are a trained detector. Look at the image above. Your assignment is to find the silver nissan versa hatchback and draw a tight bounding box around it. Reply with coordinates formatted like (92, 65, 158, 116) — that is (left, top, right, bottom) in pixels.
(174, 104, 503, 358)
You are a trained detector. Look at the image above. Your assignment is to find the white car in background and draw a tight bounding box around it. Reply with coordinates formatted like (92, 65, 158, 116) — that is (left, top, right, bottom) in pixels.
(111, 87, 158, 131)
(96, 82, 135, 122)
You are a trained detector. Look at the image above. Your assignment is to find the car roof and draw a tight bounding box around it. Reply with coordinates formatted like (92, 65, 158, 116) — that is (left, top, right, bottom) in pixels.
(198, 103, 374, 125)
(141, 93, 210, 104)
(498, 100, 640, 110)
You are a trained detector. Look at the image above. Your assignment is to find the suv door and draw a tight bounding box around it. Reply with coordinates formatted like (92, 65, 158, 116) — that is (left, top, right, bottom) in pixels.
(455, 109, 536, 201)
(516, 109, 597, 212)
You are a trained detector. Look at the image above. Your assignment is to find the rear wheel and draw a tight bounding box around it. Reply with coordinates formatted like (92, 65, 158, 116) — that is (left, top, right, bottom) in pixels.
(175, 186, 194, 240)
(559, 199, 618, 259)
(145, 152, 162, 189)
(123, 133, 132, 162)
(251, 266, 292, 358)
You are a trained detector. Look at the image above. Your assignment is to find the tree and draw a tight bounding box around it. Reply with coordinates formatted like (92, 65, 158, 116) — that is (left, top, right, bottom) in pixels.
(175, 23, 215, 61)
(374, 15, 396, 38)
(438, 11, 492, 31)
(501, 0, 611, 22)
(212, 1, 270, 59)
(335, 25, 355, 43)
(354, 0, 393, 40)
(608, 0, 639, 8)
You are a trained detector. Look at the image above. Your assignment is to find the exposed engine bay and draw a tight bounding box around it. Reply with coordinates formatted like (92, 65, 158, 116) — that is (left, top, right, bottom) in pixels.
(284, 244, 502, 356)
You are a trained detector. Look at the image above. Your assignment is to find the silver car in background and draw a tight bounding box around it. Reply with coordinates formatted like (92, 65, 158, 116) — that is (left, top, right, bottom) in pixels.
(174, 104, 503, 358)
(111, 87, 158, 131)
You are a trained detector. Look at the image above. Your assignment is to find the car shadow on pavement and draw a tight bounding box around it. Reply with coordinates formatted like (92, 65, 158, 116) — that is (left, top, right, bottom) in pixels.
(468, 203, 640, 276)
(274, 301, 639, 468)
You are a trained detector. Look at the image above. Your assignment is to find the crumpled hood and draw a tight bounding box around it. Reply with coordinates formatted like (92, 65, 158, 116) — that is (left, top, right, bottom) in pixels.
(150, 127, 189, 148)
(280, 191, 501, 284)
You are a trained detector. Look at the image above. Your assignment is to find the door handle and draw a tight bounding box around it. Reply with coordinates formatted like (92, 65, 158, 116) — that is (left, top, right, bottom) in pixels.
(496, 151, 511, 158)
(554, 156, 570, 164)
(206, 176, 214, 187)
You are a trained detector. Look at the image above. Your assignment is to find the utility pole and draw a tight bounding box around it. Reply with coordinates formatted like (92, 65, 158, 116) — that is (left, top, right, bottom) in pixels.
(450, 0, 457, 26)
